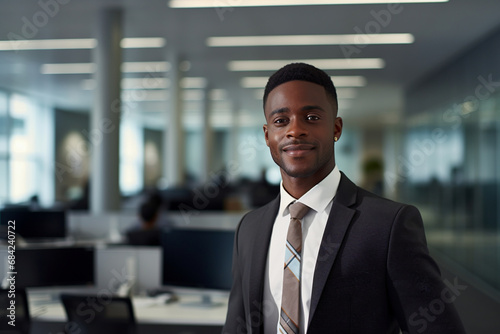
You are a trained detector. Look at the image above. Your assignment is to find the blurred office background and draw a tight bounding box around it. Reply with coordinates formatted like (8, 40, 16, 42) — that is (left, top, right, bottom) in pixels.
(0, 0, 499, 333)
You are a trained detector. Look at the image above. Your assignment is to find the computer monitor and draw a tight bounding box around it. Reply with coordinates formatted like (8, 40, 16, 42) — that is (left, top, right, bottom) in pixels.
(160, 228, 234, 306)
(9, 246, 95, 288)
(0, 209, 66, 240)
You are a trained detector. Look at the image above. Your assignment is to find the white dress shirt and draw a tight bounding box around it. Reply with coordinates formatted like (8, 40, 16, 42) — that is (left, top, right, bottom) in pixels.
(263, 166, 341, 334)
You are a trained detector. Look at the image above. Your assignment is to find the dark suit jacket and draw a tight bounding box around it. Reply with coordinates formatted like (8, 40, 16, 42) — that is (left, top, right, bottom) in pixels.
(223, 173, 465, 334)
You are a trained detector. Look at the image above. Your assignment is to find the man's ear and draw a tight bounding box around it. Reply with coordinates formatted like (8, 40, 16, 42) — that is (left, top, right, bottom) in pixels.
(334, 117, 343, 141)
(263, 124, 270, 147)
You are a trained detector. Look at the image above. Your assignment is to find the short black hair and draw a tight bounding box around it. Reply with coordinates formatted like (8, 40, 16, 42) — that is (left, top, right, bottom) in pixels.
(140, 202, 158, 223)
(263, 62, 338, 109)
(139, 192, 163, 223)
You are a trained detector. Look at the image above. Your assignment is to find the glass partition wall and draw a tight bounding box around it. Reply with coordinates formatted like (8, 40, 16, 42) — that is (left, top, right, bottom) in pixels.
(399, 95, 500, 292)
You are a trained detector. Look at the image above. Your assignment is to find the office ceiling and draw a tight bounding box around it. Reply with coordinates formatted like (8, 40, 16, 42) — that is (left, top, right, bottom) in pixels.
(1, 0, 500, 129)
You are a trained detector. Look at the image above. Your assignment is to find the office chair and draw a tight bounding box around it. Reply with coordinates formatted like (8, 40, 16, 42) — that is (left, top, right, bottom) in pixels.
(0, 288, 31, 334)
(60, 294, 137, 334)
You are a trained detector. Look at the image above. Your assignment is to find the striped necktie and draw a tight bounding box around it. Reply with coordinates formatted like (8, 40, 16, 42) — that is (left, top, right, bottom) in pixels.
(279, 201, 310, 334)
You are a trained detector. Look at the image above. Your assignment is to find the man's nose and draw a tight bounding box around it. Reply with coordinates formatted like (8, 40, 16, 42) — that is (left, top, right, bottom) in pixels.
(286, 118, 308, 138)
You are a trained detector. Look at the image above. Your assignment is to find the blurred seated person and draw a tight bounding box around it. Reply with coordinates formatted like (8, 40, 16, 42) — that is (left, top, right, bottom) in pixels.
(125, 193, 164, 246)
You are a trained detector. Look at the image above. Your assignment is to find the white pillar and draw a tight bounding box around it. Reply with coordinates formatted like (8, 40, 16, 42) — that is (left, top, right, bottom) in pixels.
(201, 87, 213, 182)
(90, 8, 123, 213)
(163, 52, 185, 187)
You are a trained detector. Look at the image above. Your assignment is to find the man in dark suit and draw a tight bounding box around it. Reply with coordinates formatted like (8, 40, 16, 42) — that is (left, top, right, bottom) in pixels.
(222, 63, 465, 334)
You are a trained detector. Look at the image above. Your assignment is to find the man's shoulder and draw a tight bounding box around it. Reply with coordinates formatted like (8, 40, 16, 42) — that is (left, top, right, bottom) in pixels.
(353, 185, 420, 218)
(240, 196, 279, 222)
(339, 172, 417, 215)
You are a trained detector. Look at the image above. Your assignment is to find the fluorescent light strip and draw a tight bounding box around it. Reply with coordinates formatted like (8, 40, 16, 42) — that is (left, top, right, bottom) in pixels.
(170, 0, 448, 8)
(121, 62, 170, 73)
(241, 77, 269, 88)
(41, 63, 96, 74)
(242, 75, 366, 88)
(229, 58, 384, 71)
(180, 77, 207, 88)
(0, 37, 165, 51)
(43, 61, 170, 74)
(121, 77, 170, 89)
(0, 38, 97, 51)
(122, 90, 168, 101)
(121, 38, 166, 48)
(208, 34, 413, 47)
(82, 78, 170, 90)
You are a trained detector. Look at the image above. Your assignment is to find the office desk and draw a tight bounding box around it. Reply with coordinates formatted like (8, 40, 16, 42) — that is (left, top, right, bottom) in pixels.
(29, 292, 228, 334)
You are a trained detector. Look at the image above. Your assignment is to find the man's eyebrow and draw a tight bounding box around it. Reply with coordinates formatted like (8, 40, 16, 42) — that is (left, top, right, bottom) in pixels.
(302, 105, 326, 112)
(268, 107, 289, 118)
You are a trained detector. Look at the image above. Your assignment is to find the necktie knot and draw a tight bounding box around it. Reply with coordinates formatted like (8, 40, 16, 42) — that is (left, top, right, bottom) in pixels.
(289, 201, 310, 221)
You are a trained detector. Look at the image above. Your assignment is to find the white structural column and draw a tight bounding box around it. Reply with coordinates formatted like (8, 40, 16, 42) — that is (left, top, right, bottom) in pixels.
(201, 87, 213, 183)
(228, 104, 240, 167)
(90, 8, 123, 213)
(163, 52, 185, 186)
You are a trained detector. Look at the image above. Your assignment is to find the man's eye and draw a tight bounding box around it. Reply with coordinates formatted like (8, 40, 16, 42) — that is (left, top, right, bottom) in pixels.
(274, 118, 287, 124)
(307, 115, 320, 121)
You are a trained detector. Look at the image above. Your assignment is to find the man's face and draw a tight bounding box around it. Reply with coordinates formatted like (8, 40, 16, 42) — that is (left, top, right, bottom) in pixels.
(263, 80, 343, 182)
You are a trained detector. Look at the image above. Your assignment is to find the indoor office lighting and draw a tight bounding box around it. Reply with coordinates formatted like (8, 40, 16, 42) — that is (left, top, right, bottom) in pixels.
(241, 75, 366, 88)
(121, 78, 170, 89)
(43, 61, 170, 74)
(229, 58, 384, 71)
(208, 34, 414, 47)
(120, 37, 166, 48)
(0, 38, 97, 51)
(121, 90, 168, 101)
(81, 78, 170, 90)
(0, 37, 165, 51)
(41, 63, 96, 74)
(180, 77, 207, 88)
(170, 0, 448, 8)
(121, 62, 170, 73)
(241, 77, 269, 88)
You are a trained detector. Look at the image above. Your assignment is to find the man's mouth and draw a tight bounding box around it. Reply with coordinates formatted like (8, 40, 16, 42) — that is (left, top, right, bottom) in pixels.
(282, 143, 315, 156)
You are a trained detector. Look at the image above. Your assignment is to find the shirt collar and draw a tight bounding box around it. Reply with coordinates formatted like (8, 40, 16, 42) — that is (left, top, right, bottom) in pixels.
(279, 165, 341, 217)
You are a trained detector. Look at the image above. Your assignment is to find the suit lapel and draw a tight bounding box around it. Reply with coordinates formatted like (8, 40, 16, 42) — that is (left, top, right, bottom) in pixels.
(308, 173, 357, 324)
(247, 196, 280, 333)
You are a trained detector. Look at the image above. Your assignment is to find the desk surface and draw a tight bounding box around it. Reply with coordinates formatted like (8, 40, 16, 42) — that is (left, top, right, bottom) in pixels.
(29, 292, 228, 326)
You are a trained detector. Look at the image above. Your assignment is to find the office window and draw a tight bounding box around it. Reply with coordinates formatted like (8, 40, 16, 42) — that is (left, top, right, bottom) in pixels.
(0, 93, 53, 206)
(120, 116, 143, 195)
(0, 91, 8, 204)
(9, 94, 39, 203)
